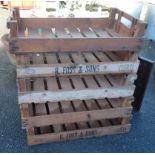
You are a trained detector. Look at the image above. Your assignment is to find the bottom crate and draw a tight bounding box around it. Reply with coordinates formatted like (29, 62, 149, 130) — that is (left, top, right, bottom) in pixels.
(27, 123, 131, 145)
(20, 98, 133, 145)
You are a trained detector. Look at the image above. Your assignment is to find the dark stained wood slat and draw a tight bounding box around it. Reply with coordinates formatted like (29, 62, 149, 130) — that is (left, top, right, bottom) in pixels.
(19, 18, 109, 29)
(55, 28, 71, 38)
(105, 28, 122, 37)
(10, 37, 142, 53)
(93, 28, 111, 37)
(46, 53, 58, 64)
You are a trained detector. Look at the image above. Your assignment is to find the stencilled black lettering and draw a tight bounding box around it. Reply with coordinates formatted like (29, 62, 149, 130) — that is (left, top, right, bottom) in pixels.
(119, 64, 134, 72)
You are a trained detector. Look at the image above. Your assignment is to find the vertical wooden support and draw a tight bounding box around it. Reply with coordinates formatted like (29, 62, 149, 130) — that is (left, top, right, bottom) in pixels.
(12, 7, 20, 24)
(130, 18, 138, 36)
(17, 56, 29, 129)
(115, 11, 123, 32)
(9, 20, 18, 37)
(121, 19, 147, 124)
(109, 8, 118, 28)
(121, 97, 134, 125)
(134, 22, 147, 37)
(7, 7, 20, 38)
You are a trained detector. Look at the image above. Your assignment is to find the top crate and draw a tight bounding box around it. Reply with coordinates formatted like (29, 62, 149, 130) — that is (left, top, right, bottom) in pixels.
(7, 7, 147, 54)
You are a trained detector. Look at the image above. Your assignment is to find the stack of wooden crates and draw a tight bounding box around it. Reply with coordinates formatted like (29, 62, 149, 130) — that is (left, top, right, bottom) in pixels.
(6, 7, 147, 145)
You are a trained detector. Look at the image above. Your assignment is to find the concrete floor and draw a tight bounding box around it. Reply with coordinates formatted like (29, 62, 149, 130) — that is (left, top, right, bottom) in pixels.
(0, 8, 155, 152)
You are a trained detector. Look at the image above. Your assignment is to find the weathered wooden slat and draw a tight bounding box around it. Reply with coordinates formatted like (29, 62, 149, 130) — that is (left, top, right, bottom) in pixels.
(109, 8, 118, 28)
(19, 18, 109, 29)
(105, 28, 122, 37)
(27, 124, 131, 145)
(25, 107, 132, 128)
(18, 86, 135, 104)
(9, 37, 143, 53)
(17, 61, 139, 78)
(93, 28, 111, 37)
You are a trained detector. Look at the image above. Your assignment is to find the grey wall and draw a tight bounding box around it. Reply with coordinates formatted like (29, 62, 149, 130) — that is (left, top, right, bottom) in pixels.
(144, 4, 155, 41)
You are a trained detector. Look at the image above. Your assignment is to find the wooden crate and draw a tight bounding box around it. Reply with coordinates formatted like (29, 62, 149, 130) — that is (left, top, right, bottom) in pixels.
(5, 7, 147, 145)
(22, 98, 133, 145)
(17, 51, 134, 145)
(7, 8, 147, 54)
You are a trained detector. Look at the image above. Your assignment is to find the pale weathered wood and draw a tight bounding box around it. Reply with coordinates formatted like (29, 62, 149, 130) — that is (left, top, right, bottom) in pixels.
(18, 86, 135, 104)
(26, 107, 132, 128)
(17, 61, 139, 78)
(27, 124, 131, 145)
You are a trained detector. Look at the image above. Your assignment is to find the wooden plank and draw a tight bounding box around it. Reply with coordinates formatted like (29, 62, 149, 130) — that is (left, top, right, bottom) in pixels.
(46, 53, 58, 64)
(67, 28, 83, 38)
(134, 22, 147, 37)
(115, 11, 123, 33)
(121, 98, 133, 124)
(19, 18, 109, 29)
(9, 20, 18, 37)
(109, 8, 118, 28)
(103, 52, 121, 61)
(105, 28, 122, 37)
(81, 27, 97, 38)
(9, 37, 143, 53)
(92, 28, 110, 38)
(18, 85, 135, 104)
(18, 28, 56, 38)
(17, 61, 139, 78)
(26, 107, 132, 128)
(27, 124, 131, 145)
(55, 28, 71, 38)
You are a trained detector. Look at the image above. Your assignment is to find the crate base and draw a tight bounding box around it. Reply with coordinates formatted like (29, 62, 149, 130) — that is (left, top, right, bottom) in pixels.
(27, 123, 131, 145)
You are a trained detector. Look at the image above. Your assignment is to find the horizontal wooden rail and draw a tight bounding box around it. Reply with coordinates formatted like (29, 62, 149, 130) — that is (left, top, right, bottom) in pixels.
(17, 61, 139, 78)
(19, 18, 109, 29)
(23, 107, 132, 128)
(9, 37, 143, 53)
(27, 124, 131, 145)
(18, 86, 135, 104)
